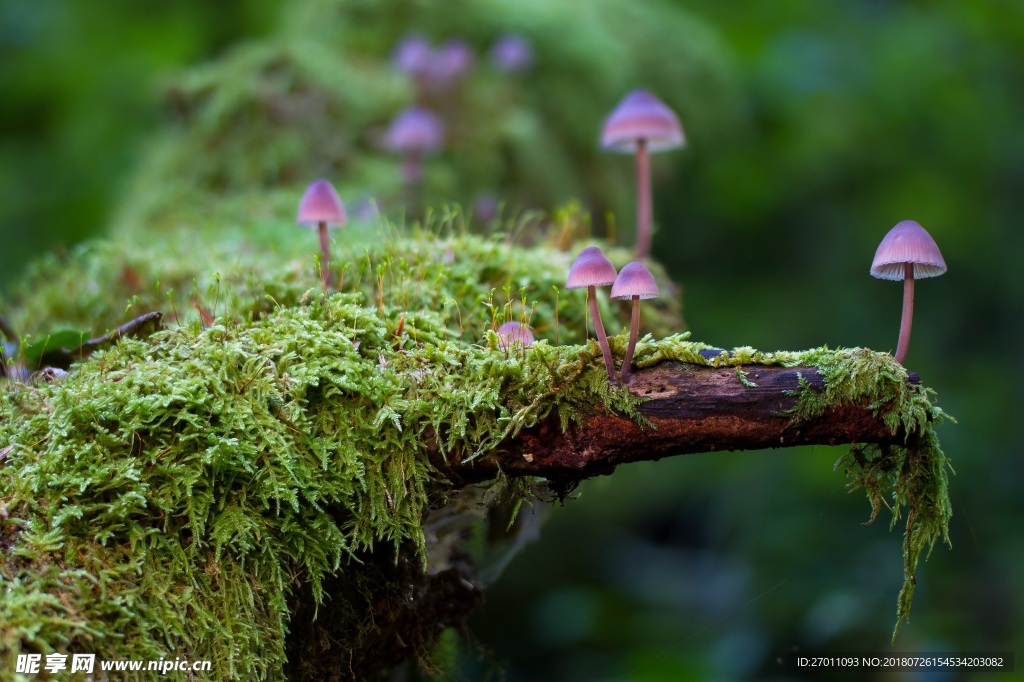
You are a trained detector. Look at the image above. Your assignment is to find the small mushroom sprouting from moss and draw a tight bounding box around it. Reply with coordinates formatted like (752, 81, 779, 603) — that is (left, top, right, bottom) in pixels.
(870, 220, 947, 365)
(297, 179, 348, 289)
(497, 321, 534, 352)
(601, 90, 684, 259)
(566, 246, 618, 383)
(610, 261, 659, 384)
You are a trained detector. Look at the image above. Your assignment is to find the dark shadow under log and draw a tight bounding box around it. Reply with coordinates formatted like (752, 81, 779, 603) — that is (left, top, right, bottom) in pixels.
(440, 361, 920, 486)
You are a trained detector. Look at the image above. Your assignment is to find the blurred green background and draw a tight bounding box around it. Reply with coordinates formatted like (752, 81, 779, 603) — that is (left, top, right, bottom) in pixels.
(1, 0, 1021, 680)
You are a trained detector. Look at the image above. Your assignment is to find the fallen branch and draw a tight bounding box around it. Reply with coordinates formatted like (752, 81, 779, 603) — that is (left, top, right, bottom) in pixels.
(441, 361, 920, 486)
(34, 312, 163, 370)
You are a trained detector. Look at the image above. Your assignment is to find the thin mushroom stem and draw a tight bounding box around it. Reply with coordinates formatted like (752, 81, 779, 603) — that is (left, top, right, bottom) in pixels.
(402, 154, 423, 185)
(588, 285, 617, 383)
(635, 138, 652, 259)
(403, 154, 423, 213)
(318, 221, 331, 290)
(895, 262, 914, 365)
(621, 296, 641, 384)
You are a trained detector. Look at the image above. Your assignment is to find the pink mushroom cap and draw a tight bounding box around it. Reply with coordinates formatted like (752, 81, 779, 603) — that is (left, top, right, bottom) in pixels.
(601, 90, 685, 153)
(429, 40, 474, 85)
(297, 179, 347, 227)
(870, 220, 947, 280)
(392, 34, 433, 75)
(566, 246, 618, 289)
(384, 107, 444, 155)
(491, 33, 534, 72)
(497, 321, 535, 349)
(610, 261, 659, 299)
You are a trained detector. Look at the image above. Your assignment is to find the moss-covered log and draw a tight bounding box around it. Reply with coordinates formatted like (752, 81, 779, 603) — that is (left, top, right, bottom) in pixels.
(446, 362, 924, 485)
(0, 231, 952, 678)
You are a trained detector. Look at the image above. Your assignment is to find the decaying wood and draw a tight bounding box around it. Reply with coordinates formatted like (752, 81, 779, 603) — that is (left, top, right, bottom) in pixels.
(439, 361, 920, 486)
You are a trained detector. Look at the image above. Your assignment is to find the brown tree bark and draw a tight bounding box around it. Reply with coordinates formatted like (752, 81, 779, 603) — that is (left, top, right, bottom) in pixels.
(439, 361, 919, 486)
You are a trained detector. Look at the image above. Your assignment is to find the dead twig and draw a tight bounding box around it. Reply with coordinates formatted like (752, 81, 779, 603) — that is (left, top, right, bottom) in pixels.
(36, 312, 163, 370)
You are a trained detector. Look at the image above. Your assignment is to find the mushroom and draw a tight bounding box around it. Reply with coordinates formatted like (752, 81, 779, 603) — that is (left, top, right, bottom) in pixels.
(297, 179, 348, 289)
(601, 90, 685, 259)
(870, 220, 947, 365)
(610, 262, 659, 384)
(491, 34, 534, 73)
(428, 40, 474, 90)
(383, 106, 444, 188)
(497, 321, 535, 351)
(472, 193, 500, 226)
(392, 34, 435, 101)
(566, 246, 618, 383)
(392, 34, 433, 76)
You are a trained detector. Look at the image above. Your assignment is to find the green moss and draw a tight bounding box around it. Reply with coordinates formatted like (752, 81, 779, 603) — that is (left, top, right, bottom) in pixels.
(0, 225, 658, 678)
(1, 227, 951, 677)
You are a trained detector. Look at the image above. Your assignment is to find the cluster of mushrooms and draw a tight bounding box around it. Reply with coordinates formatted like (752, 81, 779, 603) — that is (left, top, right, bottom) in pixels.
(566, 247, 658, 385)
(296, 83, 948, 386)
(383, 33, 534, 196)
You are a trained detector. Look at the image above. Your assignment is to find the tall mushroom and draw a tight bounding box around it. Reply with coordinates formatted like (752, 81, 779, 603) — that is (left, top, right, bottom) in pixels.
(566, 247, 618, 383)
(610, 262, 659, 384)
(601, 90, 685, 259)
(393, 34, 433, 76)
(297, 179, 347, 290)
(392, 34, 434, 100)
(383, 106, 444, 190)
(870, 220, 947, 365)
